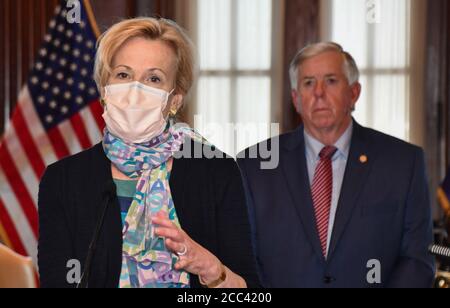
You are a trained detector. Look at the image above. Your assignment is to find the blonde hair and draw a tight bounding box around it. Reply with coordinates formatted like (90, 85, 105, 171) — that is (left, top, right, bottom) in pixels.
(289, 42, 360, 90)
(94, 17, 196, 99)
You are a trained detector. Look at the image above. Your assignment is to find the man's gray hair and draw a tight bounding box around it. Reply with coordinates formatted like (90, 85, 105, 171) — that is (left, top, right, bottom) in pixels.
(289, 42, 360, 90)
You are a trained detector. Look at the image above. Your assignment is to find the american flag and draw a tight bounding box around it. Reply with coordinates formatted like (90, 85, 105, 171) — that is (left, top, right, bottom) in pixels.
(0, 0, 104, 264)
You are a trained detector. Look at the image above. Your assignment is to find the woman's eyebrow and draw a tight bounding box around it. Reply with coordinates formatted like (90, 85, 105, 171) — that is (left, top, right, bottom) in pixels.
(113, 64, 132, 70)
(145, 68, 167, 76)
(113, 66, 167, 77)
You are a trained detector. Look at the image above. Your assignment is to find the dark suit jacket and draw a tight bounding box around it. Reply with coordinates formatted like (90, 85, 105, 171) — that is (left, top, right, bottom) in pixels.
(237, 121, 435, 288)
(38, 141, 260, 288)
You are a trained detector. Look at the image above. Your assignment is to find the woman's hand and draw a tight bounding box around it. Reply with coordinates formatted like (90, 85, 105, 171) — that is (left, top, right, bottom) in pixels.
(152, 213, 223, 285)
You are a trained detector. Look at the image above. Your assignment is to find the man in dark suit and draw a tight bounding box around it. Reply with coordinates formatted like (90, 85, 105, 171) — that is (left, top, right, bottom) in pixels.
(237, 42, 435, 288)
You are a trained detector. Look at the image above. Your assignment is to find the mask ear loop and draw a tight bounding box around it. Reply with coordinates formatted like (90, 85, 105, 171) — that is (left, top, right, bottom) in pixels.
(168, 89, 176, 110)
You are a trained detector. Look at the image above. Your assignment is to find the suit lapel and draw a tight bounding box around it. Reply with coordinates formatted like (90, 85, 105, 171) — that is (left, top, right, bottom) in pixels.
(169, 146, 188, 228)
(93, 143, 123, 287)
(281, 127, 325, 261)
(328, 122, 373, 259)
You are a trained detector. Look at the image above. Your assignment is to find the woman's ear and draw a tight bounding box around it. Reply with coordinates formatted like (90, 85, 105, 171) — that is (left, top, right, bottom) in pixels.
(169, 93, 184, 115)
(99, 86, 106, 106)
(100, 91, 106, 107)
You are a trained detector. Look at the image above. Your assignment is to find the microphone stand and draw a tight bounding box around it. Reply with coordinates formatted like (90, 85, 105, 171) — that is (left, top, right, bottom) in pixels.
(77, 181, 116, 288)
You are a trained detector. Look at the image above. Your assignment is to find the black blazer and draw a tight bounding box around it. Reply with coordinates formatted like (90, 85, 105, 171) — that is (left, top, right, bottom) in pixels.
(38, 141, 260, 288)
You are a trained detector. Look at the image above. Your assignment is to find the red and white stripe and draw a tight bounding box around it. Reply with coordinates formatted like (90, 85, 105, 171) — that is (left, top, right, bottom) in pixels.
(311, 146, 336, 257)
(0, 87, 104, 264)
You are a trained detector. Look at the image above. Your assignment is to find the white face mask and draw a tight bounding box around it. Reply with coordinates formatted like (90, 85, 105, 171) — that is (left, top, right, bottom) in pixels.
(102, 81, 174, 144)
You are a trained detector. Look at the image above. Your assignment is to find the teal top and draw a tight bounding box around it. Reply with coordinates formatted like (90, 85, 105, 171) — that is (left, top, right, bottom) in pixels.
(113, 179, 138, 226)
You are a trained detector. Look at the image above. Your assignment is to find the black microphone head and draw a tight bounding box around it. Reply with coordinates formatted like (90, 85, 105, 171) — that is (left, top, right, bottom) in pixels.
(429, 244, 450, 260)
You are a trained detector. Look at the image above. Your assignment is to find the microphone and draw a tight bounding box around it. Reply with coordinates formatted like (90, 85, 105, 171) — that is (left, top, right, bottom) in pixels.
(429, 244, 450, 261)
(430, 245, 450, 288)
(77, 180, 116, 288)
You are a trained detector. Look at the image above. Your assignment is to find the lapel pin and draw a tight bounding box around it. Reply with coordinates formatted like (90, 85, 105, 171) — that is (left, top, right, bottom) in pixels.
(359, 155, 368, 164)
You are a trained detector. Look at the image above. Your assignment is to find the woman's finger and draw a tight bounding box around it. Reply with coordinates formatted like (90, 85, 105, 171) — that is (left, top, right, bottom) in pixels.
(155, 211, 168, 218)
(175, 258, 191, 271)
(165, 238, 188, 256)
(154, 227, 184, 242)
(151, 216, 174, 228)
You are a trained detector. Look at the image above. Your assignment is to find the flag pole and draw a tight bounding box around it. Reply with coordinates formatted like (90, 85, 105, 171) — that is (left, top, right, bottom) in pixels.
(438, 187, 450, 217)
(0, 219, 13, 248)
(83, 0, 101, 39)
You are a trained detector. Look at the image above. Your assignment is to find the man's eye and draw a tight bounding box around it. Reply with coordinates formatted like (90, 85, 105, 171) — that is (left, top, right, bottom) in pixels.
(326, 78, 337, 84)
(303, 80, 313, 87)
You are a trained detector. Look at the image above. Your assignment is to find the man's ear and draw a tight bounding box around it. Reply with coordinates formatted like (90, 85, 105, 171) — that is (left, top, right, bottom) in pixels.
(350, 82, 362, 110)
(291, 89, 301, 114)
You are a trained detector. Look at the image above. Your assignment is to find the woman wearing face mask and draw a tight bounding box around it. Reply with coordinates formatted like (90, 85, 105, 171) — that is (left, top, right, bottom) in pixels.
(38, 17, 260, 288)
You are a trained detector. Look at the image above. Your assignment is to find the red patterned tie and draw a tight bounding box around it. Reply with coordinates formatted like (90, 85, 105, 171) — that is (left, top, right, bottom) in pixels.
(311, 146, 337, 257)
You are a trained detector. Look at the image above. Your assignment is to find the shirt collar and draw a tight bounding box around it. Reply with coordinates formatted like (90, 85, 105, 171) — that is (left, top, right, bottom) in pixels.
(304, 121, 353, 161)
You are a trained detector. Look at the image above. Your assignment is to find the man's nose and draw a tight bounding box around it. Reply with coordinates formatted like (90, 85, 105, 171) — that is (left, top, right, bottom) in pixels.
(314, 81, 325, 97)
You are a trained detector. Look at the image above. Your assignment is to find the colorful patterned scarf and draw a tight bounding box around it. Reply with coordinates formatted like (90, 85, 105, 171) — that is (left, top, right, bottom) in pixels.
(103, 122, 204, 288)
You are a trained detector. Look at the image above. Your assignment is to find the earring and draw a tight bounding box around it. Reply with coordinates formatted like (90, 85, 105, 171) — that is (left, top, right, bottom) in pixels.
(170, 107, 178, 117)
